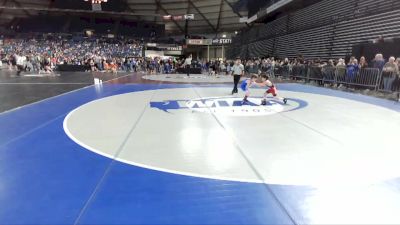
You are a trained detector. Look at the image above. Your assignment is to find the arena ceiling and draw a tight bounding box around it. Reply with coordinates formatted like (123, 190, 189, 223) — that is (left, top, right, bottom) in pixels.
(0, 0, 249, 34)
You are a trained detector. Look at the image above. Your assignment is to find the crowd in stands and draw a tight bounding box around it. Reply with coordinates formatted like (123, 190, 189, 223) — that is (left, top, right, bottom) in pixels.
(1, 37, 143, 75)
(0, 36, 213, 76)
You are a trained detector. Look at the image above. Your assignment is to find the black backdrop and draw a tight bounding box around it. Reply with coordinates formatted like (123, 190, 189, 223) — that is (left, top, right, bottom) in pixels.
(352, 39, 400, 62)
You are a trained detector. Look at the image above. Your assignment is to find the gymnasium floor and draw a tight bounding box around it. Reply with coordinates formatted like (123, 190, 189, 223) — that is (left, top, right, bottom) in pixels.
(1, 71, 400, 225)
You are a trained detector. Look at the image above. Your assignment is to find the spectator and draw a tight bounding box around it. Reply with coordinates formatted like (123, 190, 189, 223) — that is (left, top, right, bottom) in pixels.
(226, 61, 231, 75)
(297, 54, 305, 64)
(336, 58, 346, 67)
(89, 59, 97, 72)
(336, 58, 347, 82)
(393, 58, 400, 94)
(359, 56, 368, 69)
(322, 59, 336, 84)
(395, 57, 400, 65)
(247, 61, 259, 76)
(382, 56, 399, 91)
(321, 59, 334, 70)
(42, 55, 53, 74)
(15, 53, 26, 76)
(281, 58, 290, 78)
(219, 61, 226, 75)
(346, 58, 359, 84)
(372, 53, 385, 71)
(260, 59, 271, 75)
(376, 35, 385, 44)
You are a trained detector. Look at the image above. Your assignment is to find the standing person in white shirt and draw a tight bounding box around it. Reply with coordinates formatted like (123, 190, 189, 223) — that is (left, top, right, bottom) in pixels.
(184, 54, 192, 77)
(16, 53, 26, 76)
(231, 58, 245, 94)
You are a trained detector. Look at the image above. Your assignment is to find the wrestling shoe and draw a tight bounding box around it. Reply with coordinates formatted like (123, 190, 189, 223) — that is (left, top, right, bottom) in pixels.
(242, 97, 249, 105)
(261, 99, 267, 105)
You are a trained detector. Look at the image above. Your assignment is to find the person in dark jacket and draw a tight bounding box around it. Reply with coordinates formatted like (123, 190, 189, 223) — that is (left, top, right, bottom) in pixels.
(346, 58, 359, 84)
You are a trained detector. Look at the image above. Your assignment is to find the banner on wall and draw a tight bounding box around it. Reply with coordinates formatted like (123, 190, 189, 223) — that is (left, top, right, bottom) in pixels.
(146, 43, 183, 51)
(186, 39, 231, 46)
(239, 17, 248, 23)
(212, 38, 232, 45)
(145, 50, 164, 58)
(164, 50, 182, 56)
(186, 39, 212, 46)
(184, 14, 194, 20)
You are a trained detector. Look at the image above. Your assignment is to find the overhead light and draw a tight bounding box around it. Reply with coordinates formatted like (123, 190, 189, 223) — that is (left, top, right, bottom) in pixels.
(173, 15, 183, 21)
(222, 34, 227, 38)
(163, 15, 172, 20)
(234, 31, 238, 34)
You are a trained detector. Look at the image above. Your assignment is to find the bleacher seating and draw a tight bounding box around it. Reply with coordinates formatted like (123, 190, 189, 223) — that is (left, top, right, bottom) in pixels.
(331, 9, 400, 59)
(288, 0, 356, 32)
(227, 0, 400, 60)
(248, 39, 274, 58)
(258, 15, 288, 39)
(274, 25, 333, 59)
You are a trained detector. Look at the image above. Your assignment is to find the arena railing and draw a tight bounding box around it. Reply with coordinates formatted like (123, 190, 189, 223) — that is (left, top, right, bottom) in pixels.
(290, 64, 308, 80)
(308, 66, 323, 82)
(273, 65, 291, 79)
(336, 68, 381, 90)
(322, 66, 336, 84)
(377, 71, 399, 93)
(287, 65, 399, 97)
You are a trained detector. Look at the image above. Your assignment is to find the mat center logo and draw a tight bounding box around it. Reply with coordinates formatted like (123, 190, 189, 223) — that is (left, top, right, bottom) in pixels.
(150, 97, 304, 116)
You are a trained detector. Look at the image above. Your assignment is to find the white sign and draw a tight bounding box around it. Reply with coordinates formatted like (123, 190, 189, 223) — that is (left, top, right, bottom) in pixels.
(247, 14, 258, 23)
(147, 43, 157, 47)
(184, 14, 194, 20)
(212, 38, 232, 45)
(164, 50, 182, 56)
(145, 50, 164, 57)
(239, 17, 248, 23)
(186, 39, 212, 45)
(166, 46, 182, 51)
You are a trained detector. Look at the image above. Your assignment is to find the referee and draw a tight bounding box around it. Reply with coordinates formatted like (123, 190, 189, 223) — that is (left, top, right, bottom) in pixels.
(231, 58, 244, 94)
